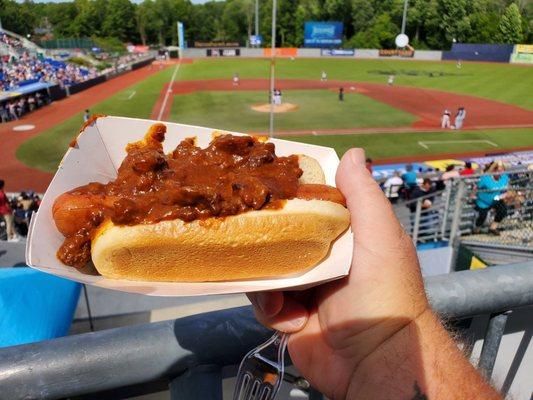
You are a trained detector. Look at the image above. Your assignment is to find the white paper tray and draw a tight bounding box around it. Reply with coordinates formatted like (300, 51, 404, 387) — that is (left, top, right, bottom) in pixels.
(26, 116, 353, 296)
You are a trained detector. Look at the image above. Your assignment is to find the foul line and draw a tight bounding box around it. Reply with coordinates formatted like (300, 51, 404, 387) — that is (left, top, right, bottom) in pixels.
(418, 140, 498, 150)
(157, 63, 180, 121)
(127, 91, 136, 100)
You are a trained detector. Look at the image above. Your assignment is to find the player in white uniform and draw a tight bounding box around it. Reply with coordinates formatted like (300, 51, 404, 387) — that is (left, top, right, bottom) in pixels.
(232, 73, 239, 86)
(441, 109, 451, 129)
(387, 74, 395, 86)
(454, 107, 466, 130)
(321, 70, 327, 82)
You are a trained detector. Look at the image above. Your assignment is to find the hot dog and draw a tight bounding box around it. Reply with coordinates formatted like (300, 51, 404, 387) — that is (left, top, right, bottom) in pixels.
(53, 123, 350, 282)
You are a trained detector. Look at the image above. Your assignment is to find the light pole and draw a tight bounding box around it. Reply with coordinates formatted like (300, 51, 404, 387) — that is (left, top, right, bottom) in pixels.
(401, 0, 409, 35)
(255, 0, 259, 39)
(268, 0, 277, 137)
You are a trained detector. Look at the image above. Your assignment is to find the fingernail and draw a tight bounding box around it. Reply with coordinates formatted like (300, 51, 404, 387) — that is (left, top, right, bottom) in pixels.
(348, 148, 366, 168)
(275, 316, 307, 333)
(290, 316, 307, 329)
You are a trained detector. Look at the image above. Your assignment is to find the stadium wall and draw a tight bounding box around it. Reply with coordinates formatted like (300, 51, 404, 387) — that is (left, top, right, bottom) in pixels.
(181, 47, 443, 60)
(442, 43, 514, 63)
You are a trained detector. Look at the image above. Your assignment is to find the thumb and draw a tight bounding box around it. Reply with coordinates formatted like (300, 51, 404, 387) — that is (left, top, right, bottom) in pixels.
(335, 149, 404, 246)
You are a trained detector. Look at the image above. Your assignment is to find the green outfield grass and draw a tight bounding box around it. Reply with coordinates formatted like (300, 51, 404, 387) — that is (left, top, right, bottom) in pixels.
(16, 58, 533, 173)
(285, 128, 533, 159)
(178, 58, 533, 109)
(168, 90, 416, 132)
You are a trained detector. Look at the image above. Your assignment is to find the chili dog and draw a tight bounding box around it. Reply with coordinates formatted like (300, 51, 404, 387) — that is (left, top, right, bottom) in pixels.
(53, 123, 350, 282)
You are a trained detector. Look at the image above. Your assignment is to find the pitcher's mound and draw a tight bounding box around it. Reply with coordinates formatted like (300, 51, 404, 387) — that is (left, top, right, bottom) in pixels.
(251, 103, 299, 113)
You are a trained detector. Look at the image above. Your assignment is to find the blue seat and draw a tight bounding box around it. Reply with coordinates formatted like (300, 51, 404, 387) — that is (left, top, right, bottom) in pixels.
(0, 268, 81, 347)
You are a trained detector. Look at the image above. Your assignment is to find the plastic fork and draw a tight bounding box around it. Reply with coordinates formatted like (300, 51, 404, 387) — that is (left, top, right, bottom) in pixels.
(233, 331, 290, 400)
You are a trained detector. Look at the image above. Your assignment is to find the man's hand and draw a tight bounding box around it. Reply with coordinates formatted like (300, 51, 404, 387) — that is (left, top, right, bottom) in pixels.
(248, 149, 501, 400)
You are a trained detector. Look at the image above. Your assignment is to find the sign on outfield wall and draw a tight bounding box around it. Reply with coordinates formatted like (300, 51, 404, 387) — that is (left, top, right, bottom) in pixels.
(379, 49, 414, 58)
(516, 44, 533, 54)
(206, 48, 241, 57)
(304, 22, 343, 48)
(321, 49, 354, 56)
(194, 41, 241, 48)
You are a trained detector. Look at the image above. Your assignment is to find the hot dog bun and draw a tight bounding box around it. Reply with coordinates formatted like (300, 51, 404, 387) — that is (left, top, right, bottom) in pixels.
(90, 155, 350, 282)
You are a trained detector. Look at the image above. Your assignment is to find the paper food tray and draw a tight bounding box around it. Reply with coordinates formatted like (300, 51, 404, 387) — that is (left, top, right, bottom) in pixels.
(26, 116, 353, 296)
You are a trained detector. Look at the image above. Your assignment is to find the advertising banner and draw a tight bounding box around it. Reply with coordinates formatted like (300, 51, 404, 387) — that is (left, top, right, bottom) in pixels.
(516, 44, 533, 54)
(206, 48, 241, 57)
(194, 41, 240, 48)
(321, 49, 354, 56)
(304, 22, 343, 48)
(379, 49, 414, 57)
(177, 22, 185, 49)
(250, 35, 263, 46)
(511, 52, 533, 64)
(263, 48, 298, 57)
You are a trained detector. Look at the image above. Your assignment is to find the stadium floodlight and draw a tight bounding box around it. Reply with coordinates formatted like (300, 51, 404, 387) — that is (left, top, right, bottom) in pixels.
(400, 0, 409, 35)
(255, 0, 259, 39)
(269, 0, 277, 138)
(395, 33, 409, 48)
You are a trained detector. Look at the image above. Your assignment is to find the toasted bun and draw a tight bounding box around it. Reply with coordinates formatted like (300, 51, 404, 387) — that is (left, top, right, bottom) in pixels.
(91, 155, 349, 282)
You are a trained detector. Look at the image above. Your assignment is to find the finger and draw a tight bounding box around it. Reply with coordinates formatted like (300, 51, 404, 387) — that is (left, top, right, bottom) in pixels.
(253, 294, 309, 333)
(335, 149, 405, 245)
(247, 291, 283, 318)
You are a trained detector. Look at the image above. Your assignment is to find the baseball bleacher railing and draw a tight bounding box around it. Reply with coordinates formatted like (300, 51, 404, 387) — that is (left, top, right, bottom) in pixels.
(0, 262, 531, 399)
(400, 167, 533, 263)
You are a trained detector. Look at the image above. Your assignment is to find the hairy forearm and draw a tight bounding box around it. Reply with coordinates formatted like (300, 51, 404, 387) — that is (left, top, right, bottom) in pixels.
(346, 310, 501, 400)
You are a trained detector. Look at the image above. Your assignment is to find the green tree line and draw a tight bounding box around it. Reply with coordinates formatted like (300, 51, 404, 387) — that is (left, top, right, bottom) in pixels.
(0, 0, 531, 49)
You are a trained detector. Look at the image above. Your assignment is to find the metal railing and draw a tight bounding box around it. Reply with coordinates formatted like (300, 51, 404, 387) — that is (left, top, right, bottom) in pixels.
(398, 168, 533, 253)
(0, 262, 532, 400)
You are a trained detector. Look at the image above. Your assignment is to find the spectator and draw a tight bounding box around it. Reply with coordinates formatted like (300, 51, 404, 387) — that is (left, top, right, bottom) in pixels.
(401, 163, 418, 190)
(474, 161, 509, 235)
(441, 164, 460, 182)
(365, 158, 373, 174)
(8, 101, 18, 120)
(383, 171, 403, 203)
(83, 109, 91, 122)
(0, 104, 8, 123)
(409, 178, 434, 213)
(0, 180, 17, 241)
(460, 161, 475, 176)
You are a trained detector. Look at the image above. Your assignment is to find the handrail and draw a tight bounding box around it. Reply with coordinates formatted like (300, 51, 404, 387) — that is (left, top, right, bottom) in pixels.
(0, 262, 532, 399)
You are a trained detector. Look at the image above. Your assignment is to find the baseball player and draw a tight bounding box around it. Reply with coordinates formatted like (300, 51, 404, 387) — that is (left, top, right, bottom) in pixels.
(232, 72, 239, 86)
(441, 109, 451, 129)
(321, 70, 327, 82)
(387, 74, 395, 86)
(454, 107, 466, 130)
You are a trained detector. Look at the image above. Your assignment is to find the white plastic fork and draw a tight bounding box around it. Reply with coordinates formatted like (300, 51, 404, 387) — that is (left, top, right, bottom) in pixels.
(232, 331, 290, 400)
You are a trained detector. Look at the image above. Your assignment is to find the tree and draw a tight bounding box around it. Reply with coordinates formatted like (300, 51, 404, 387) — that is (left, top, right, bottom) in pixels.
(102, 0, 137, 42)
(499, 3, 524, 43)
(351, 0, 374, 33)
(438, 0, 473, 45)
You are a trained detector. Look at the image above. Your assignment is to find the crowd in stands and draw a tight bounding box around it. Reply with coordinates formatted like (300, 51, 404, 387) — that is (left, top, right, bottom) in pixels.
(0, 90, 51, 123)
(1, 52, 98, 92)
(0, 180, 40, 241)
(380, 160, 531, 237)
(0, 33, 25, 54)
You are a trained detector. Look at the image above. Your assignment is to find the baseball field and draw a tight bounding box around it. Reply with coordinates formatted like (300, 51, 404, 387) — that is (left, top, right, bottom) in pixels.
(3, 57, 533, 190)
